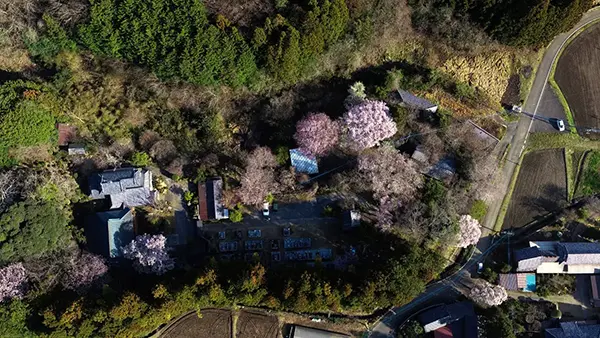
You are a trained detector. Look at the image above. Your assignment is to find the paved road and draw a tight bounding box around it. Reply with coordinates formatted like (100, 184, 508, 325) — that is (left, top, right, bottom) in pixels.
(369, 9, 600, 338)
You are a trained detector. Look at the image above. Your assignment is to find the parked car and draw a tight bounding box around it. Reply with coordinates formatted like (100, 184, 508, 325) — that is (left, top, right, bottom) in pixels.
(477, 262, 484, 274)
(557, 119, 566, 132)
(262, 202, 270, 217)
(512, 105, 523, 113)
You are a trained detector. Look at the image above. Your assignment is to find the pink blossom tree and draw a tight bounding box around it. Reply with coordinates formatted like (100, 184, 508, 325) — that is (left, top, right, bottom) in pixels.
(122, 234, 174, 275)
(294, 113, 340, 156)
(358, 146, 422, 202)
(62, 251, 108, 292)
(342, 100, 397, 150)
(0, 263, 27, 302)
(469, 280, 508, 307)
(456, 215, 482, 248)
(238, 147, 277, 206)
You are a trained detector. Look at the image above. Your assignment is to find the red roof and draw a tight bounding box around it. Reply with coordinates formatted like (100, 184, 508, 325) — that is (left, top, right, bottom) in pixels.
(198, 182, 208, 221)
(434, 326, 453, 338)
(57, 123, 76, 146)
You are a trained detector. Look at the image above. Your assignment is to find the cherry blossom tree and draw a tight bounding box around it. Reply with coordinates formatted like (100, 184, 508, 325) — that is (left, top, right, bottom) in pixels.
(469, 280, 508, 307)
(122, 234, 174, 275)
(294, 113, 340, 156)
(238, 147, 277, 206)
(62, 251, 108, 292)
(342, 100, 397, 150)
(0, 263, 27, 302)
(358, 146, 422, 202)
(456, 215, 482, 248)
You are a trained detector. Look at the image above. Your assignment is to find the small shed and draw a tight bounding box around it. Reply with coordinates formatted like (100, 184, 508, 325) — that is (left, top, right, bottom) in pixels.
(396, 89, 438, 113)
(68, 144, 86, 155)
(290, 148, 319, 174)
(290, 325, 350, 338)
(498, 273, 536, 292)
(198, 177, 229, 221)
(57, 123, 77, 146)
(343, 210, 361, 230)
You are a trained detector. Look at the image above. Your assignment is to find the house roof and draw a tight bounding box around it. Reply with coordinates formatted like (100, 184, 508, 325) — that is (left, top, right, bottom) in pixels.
(514, 246, 559, 272)
(198, 177, 227, 221)
(426, 157, 456, 182)
(85, 208, 134, 258)
(290, 148, 319, 174)
(57, 123, 77, 146)
(290, 325, 350, 338)
(558, 243, 600, 265)
(397, 89, 438, 111)
(545, 322, 600, 338)
(89, 168, 154, 209)
(418, 302, 477, 338)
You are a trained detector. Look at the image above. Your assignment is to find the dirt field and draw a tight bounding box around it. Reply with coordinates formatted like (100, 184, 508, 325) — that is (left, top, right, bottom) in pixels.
(161, 309, 232, 338)
(504, 149, 567, 228)
(555, 23, 600, 136)
(237, 311, 279, 338)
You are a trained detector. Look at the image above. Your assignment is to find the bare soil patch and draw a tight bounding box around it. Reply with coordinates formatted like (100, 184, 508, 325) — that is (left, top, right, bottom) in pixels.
(161, 309, 232, 338)
(237, 311, 279, 338)
(555, 23, 600, 137)
(505, 149, 567, 228)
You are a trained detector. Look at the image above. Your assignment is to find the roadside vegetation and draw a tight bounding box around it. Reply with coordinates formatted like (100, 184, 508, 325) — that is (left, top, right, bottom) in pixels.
(0, 0, 595, 336)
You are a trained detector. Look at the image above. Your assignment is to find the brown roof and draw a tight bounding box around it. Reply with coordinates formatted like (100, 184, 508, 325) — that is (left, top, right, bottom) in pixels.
(198, 182, 208, 221)
(57, 123, 77, 146)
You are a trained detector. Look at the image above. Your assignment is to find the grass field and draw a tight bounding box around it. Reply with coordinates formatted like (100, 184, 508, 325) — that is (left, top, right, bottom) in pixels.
(504, 149, 567, 228)
(575, 151, 600, 197)
(555, 23, 600, 138)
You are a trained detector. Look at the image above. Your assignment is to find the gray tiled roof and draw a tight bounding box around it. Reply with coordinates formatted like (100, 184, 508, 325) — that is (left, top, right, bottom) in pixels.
(89, 168, 154, 209)
(397, 89, 437, 110)
(558, 243, 600, 265)
(545, 322, 600, 338)
(514, 247, 559, 272)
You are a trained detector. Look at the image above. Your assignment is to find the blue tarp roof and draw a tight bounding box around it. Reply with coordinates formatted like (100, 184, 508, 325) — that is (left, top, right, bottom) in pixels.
(290, 148, 319, 174)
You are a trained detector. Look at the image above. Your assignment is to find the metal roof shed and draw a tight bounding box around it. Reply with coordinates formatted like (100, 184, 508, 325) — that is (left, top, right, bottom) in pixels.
(290, 148, 319, 174)
(290, 325, 350, 338)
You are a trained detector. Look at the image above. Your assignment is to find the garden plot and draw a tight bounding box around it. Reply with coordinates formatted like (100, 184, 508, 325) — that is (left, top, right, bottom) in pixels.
(236, 311, 279, 338)
(504, 149, 567, 228)
(161, 309, 232, 338)
(555, 24, 600, 137)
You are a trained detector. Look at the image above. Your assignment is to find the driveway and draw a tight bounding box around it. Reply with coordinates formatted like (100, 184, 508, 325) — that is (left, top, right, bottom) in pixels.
(369, 9, 600, 337)
(532, 86, 567, 132)
(242, 197, 340, 227)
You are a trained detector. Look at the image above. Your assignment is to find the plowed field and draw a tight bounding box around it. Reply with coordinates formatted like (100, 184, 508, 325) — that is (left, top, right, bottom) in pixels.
(504, 149, 567, 228)
(161, 309, 232, 338)
(237, 311, 278, 338)
(555, 23, 600, 137)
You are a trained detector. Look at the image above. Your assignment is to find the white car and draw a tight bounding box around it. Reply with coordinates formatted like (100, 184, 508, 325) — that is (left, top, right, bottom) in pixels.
(512, 105, 523, 113)
(262, 202, 270, 217)
(557, 119, 566, 132)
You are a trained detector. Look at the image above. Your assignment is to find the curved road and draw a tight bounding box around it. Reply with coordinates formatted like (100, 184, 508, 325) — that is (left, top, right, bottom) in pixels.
(369, 9, 600, 338)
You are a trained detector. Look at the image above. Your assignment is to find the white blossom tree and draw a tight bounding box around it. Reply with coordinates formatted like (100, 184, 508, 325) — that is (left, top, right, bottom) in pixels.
(0, 263, 27, 302)
(122, 234, 174, 275)
(469, 280, 508, 307)
(342, 100, 397, 150)
(456, 215, 482, 248)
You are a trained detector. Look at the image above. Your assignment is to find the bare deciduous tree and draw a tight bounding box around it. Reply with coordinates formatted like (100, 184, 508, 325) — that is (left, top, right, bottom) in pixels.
(237, 147, 277, 206)
(358, 146, 422, 202)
